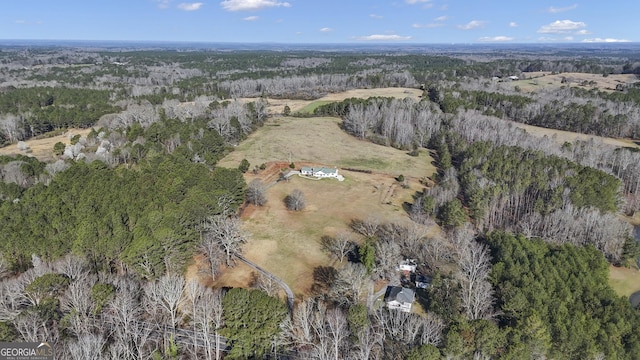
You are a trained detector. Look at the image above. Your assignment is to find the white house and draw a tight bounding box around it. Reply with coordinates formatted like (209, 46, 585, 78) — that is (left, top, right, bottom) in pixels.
(300, 166, 339, 178)
(384, 286, 415, 313)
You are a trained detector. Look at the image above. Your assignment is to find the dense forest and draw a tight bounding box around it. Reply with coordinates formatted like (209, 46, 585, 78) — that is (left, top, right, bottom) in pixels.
(1, 45, 640, 358)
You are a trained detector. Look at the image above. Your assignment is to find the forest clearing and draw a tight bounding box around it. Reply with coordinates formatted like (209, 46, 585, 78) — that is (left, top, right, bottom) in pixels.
(216, 113, 437, 295)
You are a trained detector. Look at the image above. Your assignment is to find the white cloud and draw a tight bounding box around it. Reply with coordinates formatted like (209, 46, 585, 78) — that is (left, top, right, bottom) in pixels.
(413, 23, 444, 28)
(457, 20, 486, 30)
(478, 36, 514, 42)
(538, 19, 586, 34)
(243, 15, 259, 21)
(14, 20, 26, 24)
(156, 0, 172, 8)
(405, 0, 433, 8)
(548, 4, 578, 13)
(221, 0, 291, 11)
(177, 2, 203, 11)
(320, 27, 333, 32)
(582, 37, 631, 43)
(537, 36, 573, 42)
(353, 34, 412, 41)
(509, 22, 518, 27)
(434, 16, 449, 21)
(370, 14, 383, 19)
(575, 29, 591, 35)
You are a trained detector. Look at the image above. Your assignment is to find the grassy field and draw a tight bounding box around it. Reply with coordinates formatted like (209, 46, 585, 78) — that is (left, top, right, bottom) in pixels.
(216, 115, 437, 296)
(296, 100, 334, 114)
(0, 128, 93, 161)
(513, 122, 640, 149)
(219, 116, 434, 179)
(609, 265, 640, 298)
(241, 87, 424, 115)
(512, 72, 638, 93)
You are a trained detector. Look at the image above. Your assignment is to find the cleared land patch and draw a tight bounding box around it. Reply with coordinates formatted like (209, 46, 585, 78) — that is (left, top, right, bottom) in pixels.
(216, 115, 436, 296)
(609, 264, 640, 298)
(242, 87, 423, 115)
(513, 122, 640, 149)
(0, 128, 92, 161)
(513, 72, 638, 93)
(219, 116, 434, 179)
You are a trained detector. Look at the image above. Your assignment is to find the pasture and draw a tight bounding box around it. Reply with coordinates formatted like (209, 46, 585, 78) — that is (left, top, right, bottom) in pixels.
(216, 115, 437, 296)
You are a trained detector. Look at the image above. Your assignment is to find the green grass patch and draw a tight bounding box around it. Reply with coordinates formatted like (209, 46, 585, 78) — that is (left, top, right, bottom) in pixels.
(297, 100, 334, 114)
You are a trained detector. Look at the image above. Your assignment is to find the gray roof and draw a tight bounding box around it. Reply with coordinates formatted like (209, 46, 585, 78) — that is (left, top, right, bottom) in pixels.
(384, 286, 415, 304)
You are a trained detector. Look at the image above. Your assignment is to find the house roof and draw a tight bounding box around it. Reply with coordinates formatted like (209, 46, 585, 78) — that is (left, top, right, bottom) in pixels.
(301, 166, 337, 174)
(384, 286, 415, 304)
(315, 167, 337, 174)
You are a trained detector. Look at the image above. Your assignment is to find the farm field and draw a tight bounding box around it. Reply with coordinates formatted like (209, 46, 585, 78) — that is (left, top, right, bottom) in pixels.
(218, 115, 434, 179)
(216, 115, 437, 296)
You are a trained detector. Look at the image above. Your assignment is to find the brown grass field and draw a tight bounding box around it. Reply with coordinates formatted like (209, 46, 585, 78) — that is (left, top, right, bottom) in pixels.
(242, 87, 424, 115)
(512, 122, 640, 149)
(216, 114, 437, 296)
(609, 265, 640, 298)
(0, 128, 93, 161)
(513, 72, 638, 93)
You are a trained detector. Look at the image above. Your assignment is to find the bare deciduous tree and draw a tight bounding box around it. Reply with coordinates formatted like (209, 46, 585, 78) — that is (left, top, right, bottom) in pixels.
(285, 189, 306, 211)
(201, 215, 248, 267)
(192, 287, 224, 360)
(0, 254, 9, 280)
(455, 228, 494, 320)
(61, 276, 96, 337)
(0, 278, 28, 321)
(350, 215, 381, 238)
(353, 324, 384, 360)
(54, 254, 89, 281)
(320, 232, 354, 263)
(67, 333, 107, 360)
(252, 272, 281, 298)
(144, 272, 185, 329)
(246, 179, 268, 206)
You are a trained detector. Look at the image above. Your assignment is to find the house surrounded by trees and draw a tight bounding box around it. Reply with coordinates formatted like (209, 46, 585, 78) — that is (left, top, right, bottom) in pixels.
(384, 286, 416, 313)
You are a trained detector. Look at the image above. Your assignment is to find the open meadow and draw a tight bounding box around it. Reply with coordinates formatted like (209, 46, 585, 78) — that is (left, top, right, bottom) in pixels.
(513, 72, 637, 93)
(215, 115, 437, 296)
(0, 128, 92, 161)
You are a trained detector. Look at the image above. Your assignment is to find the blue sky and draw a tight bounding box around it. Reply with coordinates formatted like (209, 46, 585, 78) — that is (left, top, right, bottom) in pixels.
(1, 0, 637, 43)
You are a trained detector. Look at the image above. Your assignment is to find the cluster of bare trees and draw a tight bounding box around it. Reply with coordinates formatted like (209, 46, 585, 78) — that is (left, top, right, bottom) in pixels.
(343, 98, 441, 148)
(199, 214, 248, 280)
(0, 254, 227, 359)
(451, 225, 495, 321)
(218, 71, 417, 99)
(282, 298, 444, 359)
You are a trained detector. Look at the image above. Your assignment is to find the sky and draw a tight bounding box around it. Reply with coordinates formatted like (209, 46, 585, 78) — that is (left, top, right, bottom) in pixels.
(1, 0, 638, 44)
